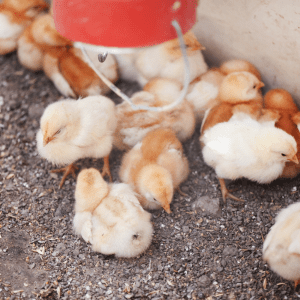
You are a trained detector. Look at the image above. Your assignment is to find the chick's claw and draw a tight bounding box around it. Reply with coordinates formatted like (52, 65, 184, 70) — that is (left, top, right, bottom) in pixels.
(51, 163, 78, 188)
(219, 178, 245, 203)
(101, 156, 112, 182)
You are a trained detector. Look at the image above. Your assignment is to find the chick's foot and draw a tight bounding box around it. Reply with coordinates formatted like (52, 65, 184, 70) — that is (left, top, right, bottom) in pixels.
(51, 163, 78, 189)
(219, 178, 245, 203)
(295, 279, 300, 289)
(101, 156, 112, 182)
(176, 187, 188, 197)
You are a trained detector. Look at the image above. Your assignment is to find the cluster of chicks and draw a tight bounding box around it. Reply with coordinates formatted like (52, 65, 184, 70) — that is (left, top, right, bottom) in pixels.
(2, 0, 300, 289)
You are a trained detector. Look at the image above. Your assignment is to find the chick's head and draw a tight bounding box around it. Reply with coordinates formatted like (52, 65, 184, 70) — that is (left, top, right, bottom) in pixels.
(137, 164, 173, 214)
(219, 71, 264, 103)
(264, 89, 298, 112)
(164, 31, 205, 59)
(75, 168, 109, 213)
(4, 0, 49, 17)
(260, 128, 298, 164)
(39, 100, 79, 147)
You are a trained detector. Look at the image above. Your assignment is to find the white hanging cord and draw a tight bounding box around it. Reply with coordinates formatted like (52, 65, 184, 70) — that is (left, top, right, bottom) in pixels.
(76, 20, 190, 112)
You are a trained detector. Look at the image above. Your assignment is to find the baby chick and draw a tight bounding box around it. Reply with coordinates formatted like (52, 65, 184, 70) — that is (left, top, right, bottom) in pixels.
(263, 202, 300, 288)
(17, 13, 72, 71)
(219, 59, 262, 80)
(114, 81, 195, 150)
(115, 31, 207, 86)
(201, 71, 264, 134)
(119, 128, 189, 213)
(187, 60, 261, 123)
(201, 113, 298, 202)
(18, 13, 118, 97)
(263, 88, 300, 178)
(36, 95, 117, 188)
(74, 168, 153, 258)
(0, 0, 48, 55)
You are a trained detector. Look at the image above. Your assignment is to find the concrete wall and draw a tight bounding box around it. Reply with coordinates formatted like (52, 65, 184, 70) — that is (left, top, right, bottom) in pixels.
(193, 0, 300, 103)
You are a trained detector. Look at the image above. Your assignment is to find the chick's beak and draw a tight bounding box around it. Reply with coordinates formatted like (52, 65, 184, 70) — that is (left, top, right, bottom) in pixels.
(257, 81, 265, 89)
(43, 135, 55, 146)
(288, 154, 299, 164)
(163, 204, 171, 214)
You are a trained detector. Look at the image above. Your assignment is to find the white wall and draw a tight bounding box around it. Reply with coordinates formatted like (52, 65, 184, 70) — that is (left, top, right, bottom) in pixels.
(193, 0, 300, 103)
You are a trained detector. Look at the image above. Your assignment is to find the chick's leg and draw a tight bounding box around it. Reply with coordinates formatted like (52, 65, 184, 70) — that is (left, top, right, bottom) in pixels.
(218, 178, 244, 203)
(101, 156, 112, 182)
(51, 163, 78, 189)
(295, 279, 300, 289)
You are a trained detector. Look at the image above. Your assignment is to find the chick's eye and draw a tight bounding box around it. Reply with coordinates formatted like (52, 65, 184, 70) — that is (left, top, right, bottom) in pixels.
(253, 84, 257, 89)
(281, 153, 287, 157)
(55, 129, 61, 135)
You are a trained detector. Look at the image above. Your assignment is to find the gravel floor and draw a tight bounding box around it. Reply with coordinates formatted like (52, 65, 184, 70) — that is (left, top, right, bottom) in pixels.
(1, 52, 300, 300)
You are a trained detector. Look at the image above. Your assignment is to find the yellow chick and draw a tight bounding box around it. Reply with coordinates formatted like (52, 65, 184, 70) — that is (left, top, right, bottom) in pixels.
(17, 13, 72, 71)
(187, 60, 261, 123)
(36, 95, 117, 188)
(263, 88, 300, 178)
(74, 168, 153, 258)
(201, 112, 298, 202)
(0, 0, 48, 55)
(17, 13, 118, 97)
(114, 79, 195, 151)
(119, 128, 189, 213)
(201, 71, 264, 134)
(115, 31, 207, 87)
(219, 59, 262, 80)
(263, 202, 300, 288)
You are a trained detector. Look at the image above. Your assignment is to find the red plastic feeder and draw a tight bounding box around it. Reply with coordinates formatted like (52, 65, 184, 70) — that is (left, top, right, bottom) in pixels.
(53, 0, 198, 48)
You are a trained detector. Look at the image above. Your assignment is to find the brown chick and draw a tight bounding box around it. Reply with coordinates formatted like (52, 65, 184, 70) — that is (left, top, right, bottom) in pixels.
(18, 13, 118, 98)
(119, 128, 189, 214)
(201, 71, 265, 134)
(0, 0, 48, 55)
(187, 59, 261, 123)
(263, 88, 300, 178)
(17, 13, 72, 71)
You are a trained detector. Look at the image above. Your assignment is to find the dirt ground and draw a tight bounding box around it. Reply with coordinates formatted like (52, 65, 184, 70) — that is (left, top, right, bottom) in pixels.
(1, 52, 300, 300)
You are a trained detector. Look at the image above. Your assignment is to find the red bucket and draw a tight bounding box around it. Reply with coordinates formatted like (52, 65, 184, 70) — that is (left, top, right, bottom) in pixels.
(53, 0, 198, 48)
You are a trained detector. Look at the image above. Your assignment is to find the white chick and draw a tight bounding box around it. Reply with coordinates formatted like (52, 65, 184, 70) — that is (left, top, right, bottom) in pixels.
(73, 168, 153, 258)
(119, 128, 189, 213)
(201, 113, 298, 202)
(263, 202, 300, 288)
(115, 31, 207, 86)
(186, 68, 224, 123)
(0, 0, 48, 55)
(36, 95, 117, 188)
(114, 80, 195, 150)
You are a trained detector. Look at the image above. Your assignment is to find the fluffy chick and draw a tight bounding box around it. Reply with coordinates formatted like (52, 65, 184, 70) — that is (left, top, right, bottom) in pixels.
(74, 168, 153, 258)
(18, 13, 118, 97)
(36, 95, 117, 188)
(219, 59, 262, 80)
(114, 81, 195, 150)
(115, 31, 207, 86)
(187, 59, 261, 123)
(119, 128, 189, 213)
(0, 0, 48, 55)
(201, 113, 298, 202)
(17, 13, 72, 71)
(263, 202, 300, 288)
(263, 88, 300, 178)
(201, 71, 264, 134)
